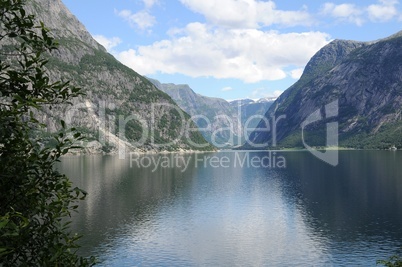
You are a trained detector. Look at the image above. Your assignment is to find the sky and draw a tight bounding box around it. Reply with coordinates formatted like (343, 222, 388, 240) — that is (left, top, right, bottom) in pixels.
(62, 0, 402, 100)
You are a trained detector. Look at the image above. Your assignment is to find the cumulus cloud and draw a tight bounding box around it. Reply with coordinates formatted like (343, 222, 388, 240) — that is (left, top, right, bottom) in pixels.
(117, 9, 156, 30)
(222, 87, 234, 92)
(93, 35, 122, 51)
(321, 0, 399, 25)
(367, 0, 398, 22)
(271, 90, 284, 98)
(143, 0, 159, 9)
(179, 0, 313, 28)
(116, 0, 159, 30)
(321, 3, 364, 25)
(116, 23, 330, 83)
(250, 88, 283, 99)
(290, 68, 304, 79)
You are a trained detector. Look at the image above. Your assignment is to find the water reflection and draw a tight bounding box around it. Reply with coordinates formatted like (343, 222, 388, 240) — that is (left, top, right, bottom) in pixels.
(59, 151, 402, 266)
(284, 151, 402, 265)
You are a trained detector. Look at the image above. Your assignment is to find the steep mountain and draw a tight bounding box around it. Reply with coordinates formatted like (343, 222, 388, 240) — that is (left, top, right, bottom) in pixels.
(230, 97, 275, 134)
(19, 0, 212, 152)
(247, 33, 402, 149)
(149, 78, 274, 147)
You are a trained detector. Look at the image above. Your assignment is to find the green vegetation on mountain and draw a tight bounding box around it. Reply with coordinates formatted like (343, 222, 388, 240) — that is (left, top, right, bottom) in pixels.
(149, 78, 274, 147)
(20, 0, 213, 153)
(248, 34, 402, 150)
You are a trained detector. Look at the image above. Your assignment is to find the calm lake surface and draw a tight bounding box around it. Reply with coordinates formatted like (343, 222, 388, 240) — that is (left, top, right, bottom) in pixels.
(59, 151, 402, 266)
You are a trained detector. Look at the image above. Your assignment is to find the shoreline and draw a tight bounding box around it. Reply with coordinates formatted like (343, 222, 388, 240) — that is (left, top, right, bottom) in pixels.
(62, 146, 399, 157)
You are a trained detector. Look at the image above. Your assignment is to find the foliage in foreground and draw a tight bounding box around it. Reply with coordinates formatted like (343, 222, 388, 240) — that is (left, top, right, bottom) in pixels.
(0, 0, 94, 265)
(378, 254, 402, 267)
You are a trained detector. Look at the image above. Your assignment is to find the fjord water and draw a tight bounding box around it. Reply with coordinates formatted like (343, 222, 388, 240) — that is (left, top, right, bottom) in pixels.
(59, 151, 402, 266)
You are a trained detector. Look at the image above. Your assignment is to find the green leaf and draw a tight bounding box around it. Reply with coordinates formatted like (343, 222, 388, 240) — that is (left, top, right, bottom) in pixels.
(0, 218, 9, 229)
(0, 1, 94, 265)
(0, 247, 12, 257)
(20, 7, 25, 17)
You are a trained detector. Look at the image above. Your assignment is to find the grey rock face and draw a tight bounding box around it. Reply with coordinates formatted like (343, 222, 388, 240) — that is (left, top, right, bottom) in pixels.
(248, 33, 402, 149)
(22, 0, 210, 153)
(149, 78, 274, 147)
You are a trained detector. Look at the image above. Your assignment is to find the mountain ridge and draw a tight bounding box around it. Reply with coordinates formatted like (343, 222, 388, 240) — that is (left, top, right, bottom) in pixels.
(247, 32, 402, 149)
(148, 78, 274, 147)
(22, 0, 213, 153)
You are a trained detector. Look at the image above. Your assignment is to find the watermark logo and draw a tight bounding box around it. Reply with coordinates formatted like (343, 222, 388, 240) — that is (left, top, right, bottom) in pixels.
(129, 151, 286, 173)
(301, 100, 339, 166)
(60, 98, 339, 167)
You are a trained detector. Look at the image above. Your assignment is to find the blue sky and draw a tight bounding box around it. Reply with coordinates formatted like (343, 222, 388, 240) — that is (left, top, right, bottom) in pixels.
(63, 0, 402, 100)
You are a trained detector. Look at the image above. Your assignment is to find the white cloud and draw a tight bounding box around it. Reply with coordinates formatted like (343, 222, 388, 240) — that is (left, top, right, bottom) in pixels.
(290, 68, 304, 79)
(250, 88, 283, 99)
(179, 0, 313, 28)
(115, 23, 330, 83)
(321, 0, 400, 25)
(116, 0, 159, 30)
(272, 90, 283, 98)
(367, 0, 398, 22)
(222, 87, 233, 92)
(321, 3, 364, 26)
(143, 0, 158, 9)
(116, 9, 156, 30)
(93, 35, 122, 52)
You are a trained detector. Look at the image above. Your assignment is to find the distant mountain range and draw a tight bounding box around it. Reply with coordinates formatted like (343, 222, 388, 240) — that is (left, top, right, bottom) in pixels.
(22, 0, 402, 151)
(247, 32, 402, 149)
(149, 79, 274, 147)
(23, 0, 213, 153)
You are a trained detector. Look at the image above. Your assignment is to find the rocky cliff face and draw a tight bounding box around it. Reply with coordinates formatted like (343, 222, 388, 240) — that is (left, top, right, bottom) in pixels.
(230, 98, 275, 136)
(248, 33, 402, 149)
(21, 0, 212, 153)
(149, 79, 274, 147)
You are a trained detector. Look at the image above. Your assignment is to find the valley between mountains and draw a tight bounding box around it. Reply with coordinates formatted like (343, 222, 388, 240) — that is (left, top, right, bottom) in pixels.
(22, 0, 402, 152)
